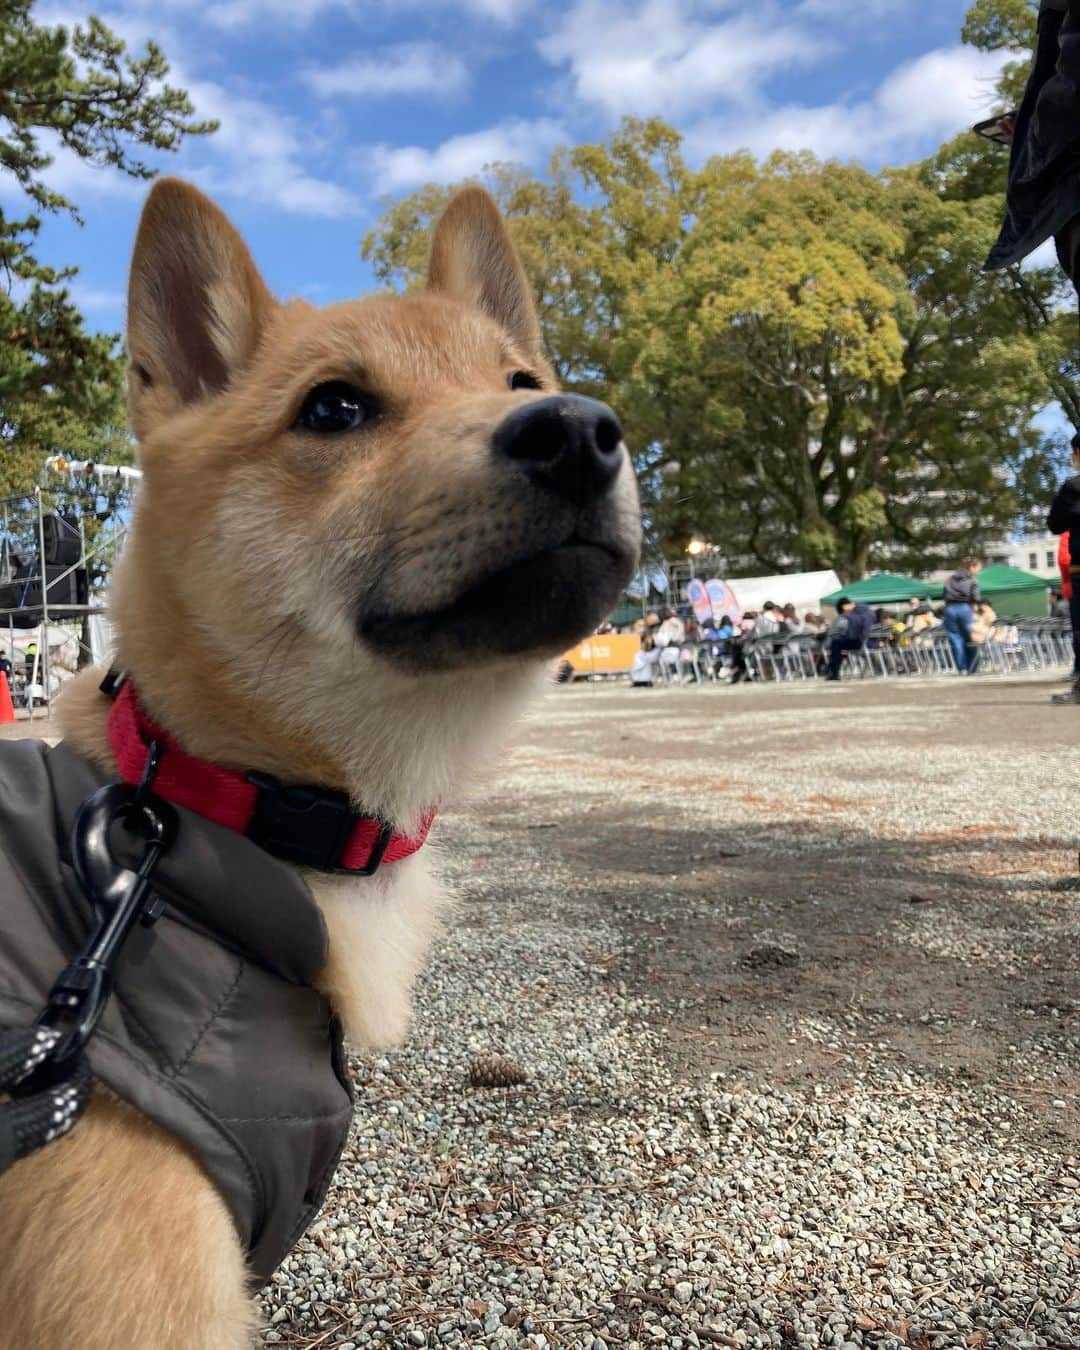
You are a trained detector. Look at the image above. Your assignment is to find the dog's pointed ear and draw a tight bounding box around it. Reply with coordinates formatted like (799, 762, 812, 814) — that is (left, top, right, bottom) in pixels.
(126, 178, 276, 438)
(427, 186, 541, 354)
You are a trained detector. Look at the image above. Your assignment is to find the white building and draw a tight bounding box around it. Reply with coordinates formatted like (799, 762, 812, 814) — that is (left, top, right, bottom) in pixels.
(984, 532, 1061, 581)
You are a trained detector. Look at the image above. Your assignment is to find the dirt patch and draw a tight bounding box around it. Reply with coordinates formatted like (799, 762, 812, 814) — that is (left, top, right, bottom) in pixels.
(483, 676, 1080, 1151)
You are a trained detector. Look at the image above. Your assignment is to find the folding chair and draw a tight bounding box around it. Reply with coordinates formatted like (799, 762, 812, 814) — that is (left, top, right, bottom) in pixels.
(657, 645, 681, 684)
(929, 629, 957, 674)
(862, 627, 892, 678)
(746, 637, 778, 682)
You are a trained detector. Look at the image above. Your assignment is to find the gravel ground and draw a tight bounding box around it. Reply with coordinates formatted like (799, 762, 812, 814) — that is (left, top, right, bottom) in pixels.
(255, 672, 1080, 1350)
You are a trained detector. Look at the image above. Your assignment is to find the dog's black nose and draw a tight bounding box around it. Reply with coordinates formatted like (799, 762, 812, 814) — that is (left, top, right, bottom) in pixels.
(493, 394, 623, 504)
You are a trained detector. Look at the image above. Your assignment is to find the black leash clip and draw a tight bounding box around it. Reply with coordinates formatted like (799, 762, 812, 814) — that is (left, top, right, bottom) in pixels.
(38, 773, 178, 1070)
(0, 746, 177, 1172)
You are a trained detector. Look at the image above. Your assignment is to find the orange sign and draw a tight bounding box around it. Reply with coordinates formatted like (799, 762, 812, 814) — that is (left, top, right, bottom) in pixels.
(562, 634, 640, 676)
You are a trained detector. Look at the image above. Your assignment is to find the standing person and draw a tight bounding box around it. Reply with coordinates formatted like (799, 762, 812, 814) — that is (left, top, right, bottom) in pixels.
(824, 597, 874, 681)
(942, 559, 982, 674)
(1048, 430, 1080, 702)
(985, 0, 1080, 292)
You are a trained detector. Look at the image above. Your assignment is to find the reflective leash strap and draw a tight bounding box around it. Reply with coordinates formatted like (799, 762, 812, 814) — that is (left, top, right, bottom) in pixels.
(0, 743, 176, 1175)
(0, 1027, 93, 1171)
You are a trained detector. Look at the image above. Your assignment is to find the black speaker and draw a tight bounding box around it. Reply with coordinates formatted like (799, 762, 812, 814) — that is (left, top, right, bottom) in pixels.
(42, 515, 81, 567)
(0, 565, 86, 613)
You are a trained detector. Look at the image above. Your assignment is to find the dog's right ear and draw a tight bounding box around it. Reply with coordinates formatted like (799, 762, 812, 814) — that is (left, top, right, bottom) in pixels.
(126, 178, 276, 439)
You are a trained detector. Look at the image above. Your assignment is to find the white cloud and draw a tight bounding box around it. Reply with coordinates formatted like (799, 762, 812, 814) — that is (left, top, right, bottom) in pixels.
(67, 0, 529, 30)
(28, 7, 360, 219)
(453, 0, 526, 16)
(42, 0, 351, 33)
(67, 284, 126, 318)
(177, 80, 361, 217)
(186, 0, 347, 31)
(687, 45, 1013, 164)
(35, 2, 187, 59)
(210, 0, 529, 24)
(0, 132, 145, 211)
(400, 0, 529, 18)
(303, 42, 470, 100)
(0, 267, 123, 326)
(1022, 237, 1061, 273)
(797, 0, 904, 17)
(8, 82, 361, 220)
(874, 45, 1011, 144)
(538, 0, 828, 119)
(366, 118, 566, 193)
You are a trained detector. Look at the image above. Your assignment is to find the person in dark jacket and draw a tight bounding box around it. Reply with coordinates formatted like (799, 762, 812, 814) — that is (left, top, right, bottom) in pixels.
(1048, 430, 1080, 701)
(986, 1, 1080, 291)
(824, 598, 874, 681)
(942, 559, 982, 674)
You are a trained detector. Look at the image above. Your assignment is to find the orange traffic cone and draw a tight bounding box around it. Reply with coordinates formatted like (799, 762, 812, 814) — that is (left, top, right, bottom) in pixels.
(0, 673, 15, 725)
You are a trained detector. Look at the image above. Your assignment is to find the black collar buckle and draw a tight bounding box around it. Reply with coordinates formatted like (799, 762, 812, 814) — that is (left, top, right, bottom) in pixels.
(245, 772, 391, 875)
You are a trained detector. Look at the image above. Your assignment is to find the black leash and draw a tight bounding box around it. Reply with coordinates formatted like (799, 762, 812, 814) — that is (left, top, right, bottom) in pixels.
(0, 741, 177, 1173)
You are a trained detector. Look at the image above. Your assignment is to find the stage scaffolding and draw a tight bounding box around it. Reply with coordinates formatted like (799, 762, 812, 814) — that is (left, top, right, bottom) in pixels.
(0, 459, 141, 718)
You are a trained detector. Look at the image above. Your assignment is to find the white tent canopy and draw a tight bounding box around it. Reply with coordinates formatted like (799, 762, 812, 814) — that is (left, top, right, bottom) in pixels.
(723, 570, 841, 616)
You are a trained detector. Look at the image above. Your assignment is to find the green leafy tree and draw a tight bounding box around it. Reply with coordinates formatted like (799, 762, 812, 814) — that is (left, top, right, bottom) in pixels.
(365, 116, 1062, 579)
(961, 0, 1037, 105)
(0, 0, 215, 493)
(627, 154, 1055, 579)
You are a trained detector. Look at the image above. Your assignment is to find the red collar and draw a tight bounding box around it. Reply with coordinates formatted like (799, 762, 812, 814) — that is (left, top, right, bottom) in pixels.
(105, 677, 435, 875)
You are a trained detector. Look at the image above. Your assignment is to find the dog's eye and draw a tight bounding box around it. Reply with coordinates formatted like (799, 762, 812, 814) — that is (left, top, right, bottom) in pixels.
(508, 370, 542, 392)
(295, 381, 375, 435)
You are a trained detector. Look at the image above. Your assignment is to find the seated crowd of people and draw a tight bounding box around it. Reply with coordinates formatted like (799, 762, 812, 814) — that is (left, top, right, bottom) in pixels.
(621, 594, 1009, 687)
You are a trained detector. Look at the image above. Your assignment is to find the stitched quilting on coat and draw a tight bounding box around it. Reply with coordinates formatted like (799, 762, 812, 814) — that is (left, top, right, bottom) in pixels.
(0, 739, 353, 1284)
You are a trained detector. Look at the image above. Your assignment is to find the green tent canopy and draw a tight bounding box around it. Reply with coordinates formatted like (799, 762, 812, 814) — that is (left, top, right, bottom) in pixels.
(927, 564, 1050, 618)
(820, 573, 934, 608)
(609, 603, 644, 627)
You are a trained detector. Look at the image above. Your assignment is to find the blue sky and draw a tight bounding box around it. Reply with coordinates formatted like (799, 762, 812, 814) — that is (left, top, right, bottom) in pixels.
(12, 0, 1012, 337)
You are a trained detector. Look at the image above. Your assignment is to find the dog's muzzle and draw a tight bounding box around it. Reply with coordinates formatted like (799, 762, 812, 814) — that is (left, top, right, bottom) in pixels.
(358, 392, 640, 670)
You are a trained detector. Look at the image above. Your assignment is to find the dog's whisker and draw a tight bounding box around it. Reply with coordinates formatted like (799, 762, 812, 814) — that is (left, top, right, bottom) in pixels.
(212, 616, 297, 681)
(251, 617, 304, 701)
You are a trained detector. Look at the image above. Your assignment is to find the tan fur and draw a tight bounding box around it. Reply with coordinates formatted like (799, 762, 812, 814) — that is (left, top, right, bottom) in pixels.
(428, 185, 543, 355)
(0, 1089, 254, 1350)
(1, 179, 639, 1346)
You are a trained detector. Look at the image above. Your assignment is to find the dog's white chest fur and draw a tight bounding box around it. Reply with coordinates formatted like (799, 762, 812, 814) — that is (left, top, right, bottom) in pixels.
(306, 851, 446, 1049)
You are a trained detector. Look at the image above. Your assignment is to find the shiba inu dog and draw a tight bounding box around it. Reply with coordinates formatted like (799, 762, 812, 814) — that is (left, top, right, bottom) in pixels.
(0, 180, 640, 1347)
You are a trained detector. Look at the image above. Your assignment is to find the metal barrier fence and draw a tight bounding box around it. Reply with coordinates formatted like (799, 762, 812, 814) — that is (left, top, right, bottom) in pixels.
(653, 618, 1074, 685)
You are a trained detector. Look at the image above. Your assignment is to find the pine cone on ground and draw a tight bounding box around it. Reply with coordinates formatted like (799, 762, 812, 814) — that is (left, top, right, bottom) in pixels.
(467, 1053, 529, 1088)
